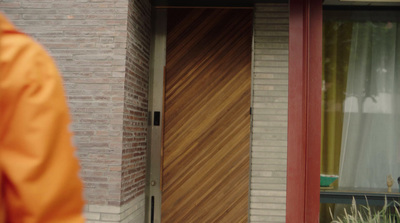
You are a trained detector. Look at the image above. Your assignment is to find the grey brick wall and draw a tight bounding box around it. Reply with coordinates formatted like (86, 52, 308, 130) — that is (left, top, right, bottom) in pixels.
(1, 0, 151, 222)
(250, 3, 289, 223)
(1, 0, 130, 206)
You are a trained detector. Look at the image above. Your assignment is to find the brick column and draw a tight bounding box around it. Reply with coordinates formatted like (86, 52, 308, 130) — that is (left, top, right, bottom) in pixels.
(1, 0, 151, 222)
(250, 3, 289, 222)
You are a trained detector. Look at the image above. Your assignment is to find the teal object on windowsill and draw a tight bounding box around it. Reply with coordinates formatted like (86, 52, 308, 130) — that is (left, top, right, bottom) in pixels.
(320, 174, 339, 187)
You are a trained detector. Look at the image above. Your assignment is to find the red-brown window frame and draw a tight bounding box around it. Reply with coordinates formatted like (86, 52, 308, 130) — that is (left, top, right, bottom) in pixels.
(286, 0, 322, 222)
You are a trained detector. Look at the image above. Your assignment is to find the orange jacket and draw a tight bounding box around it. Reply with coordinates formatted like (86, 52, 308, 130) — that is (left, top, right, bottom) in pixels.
(0, 14, 85, 222)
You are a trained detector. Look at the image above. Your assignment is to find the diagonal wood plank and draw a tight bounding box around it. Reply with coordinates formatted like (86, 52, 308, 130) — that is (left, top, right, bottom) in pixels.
(162, 8, 253, 223)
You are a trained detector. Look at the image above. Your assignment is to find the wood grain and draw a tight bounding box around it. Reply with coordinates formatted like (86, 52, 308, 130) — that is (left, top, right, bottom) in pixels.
(162, 8, 253, 223)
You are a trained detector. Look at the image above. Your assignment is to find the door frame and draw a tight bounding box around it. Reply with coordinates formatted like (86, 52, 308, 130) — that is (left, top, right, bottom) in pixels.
(286, 0, 322, 222)
(145, 8, 167, 223)
(146, 1, 323, 222)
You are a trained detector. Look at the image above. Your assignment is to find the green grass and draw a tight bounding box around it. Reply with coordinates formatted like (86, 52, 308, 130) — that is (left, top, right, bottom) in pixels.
(330, 197, 400, 223)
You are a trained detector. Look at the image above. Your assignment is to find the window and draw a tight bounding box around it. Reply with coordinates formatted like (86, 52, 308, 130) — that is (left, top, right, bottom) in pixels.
(320, 8, 400, 221)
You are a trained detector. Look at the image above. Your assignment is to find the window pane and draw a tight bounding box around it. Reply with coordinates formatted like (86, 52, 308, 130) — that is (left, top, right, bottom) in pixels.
(321, 9, 400, 222)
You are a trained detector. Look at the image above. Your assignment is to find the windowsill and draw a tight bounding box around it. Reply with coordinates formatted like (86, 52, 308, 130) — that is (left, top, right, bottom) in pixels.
(320, 187, 400, 206)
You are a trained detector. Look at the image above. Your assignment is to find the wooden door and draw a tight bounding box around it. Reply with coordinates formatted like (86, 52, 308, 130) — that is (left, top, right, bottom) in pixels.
(162, 8, 252, 223)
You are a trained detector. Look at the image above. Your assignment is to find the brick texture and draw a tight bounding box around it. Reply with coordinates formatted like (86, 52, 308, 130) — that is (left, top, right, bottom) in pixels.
(250, 3, 289, 223)
(1, 0, 151, 221)
(85, 194, 145, 222)
(122, 0, 151, 205)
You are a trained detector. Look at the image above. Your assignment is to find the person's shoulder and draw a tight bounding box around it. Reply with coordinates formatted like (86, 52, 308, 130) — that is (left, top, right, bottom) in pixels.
(1, 26, 62, 105)
(2, 29, 52, 67)
(1, 14, 54, 68)
(1, 25, 59, 86)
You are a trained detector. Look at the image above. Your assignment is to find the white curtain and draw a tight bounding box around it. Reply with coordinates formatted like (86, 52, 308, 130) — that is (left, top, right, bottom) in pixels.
(339, 21, 400, 190)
